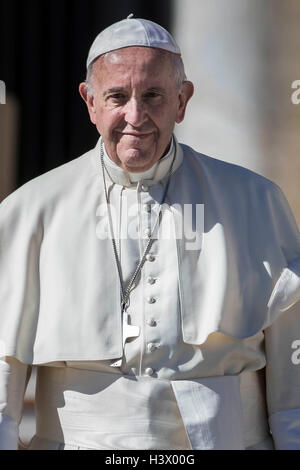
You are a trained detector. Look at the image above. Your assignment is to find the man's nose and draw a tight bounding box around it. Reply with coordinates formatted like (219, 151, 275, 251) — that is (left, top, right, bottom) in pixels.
(124, 98, 147, 127)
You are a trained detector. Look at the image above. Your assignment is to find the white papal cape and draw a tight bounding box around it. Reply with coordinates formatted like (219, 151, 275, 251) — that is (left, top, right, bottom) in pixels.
(1, 136, 300, 449)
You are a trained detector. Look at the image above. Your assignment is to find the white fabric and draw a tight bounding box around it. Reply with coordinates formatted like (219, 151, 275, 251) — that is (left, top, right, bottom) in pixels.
(269, 409, 300, 449)
(0, 357, 32, 450)
(171, 375, 244, 449)
(263, 260, 300, 448)
(1, 137, 299, 364)
(246, 436, 274, 450)
(267, 258, 300, 314)
(0, 413, 18, 450)
(1, 136, 300, 449)
(0, 357, 31, 423)
(87, 17, 181, 68)
(30, 367, 190, 450)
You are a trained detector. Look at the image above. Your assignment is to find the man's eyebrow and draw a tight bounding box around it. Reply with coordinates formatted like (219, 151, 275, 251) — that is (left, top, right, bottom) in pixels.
(103, 86, 166, 97)
(144, 87, 166, 93)
(103, 87, 126, 97)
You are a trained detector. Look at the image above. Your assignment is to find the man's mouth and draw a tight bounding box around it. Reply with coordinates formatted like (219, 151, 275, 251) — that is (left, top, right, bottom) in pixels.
(117, 131, 153, 138)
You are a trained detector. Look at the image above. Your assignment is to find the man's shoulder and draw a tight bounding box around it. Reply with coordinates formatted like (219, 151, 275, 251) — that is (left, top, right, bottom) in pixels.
(0, 145, 98, 213)
(179, 142, 279, 193)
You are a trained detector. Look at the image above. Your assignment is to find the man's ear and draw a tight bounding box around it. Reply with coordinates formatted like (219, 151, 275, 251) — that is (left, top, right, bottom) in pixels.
(175, 81, 194, 124)
(79, 82, 97, 125)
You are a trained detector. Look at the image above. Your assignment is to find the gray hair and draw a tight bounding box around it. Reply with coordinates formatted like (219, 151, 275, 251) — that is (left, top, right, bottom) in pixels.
(84, 51, 187, 96)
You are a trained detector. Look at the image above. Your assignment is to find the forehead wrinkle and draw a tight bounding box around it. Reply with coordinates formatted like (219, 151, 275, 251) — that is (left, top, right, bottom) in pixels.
(101, 47, 173, 74)
(93, 47, 177, 94)
(103, 46, 169, 61)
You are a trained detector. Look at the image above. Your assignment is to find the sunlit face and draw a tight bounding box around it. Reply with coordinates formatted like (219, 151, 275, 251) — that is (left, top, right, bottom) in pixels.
(79, 47, 194, 172)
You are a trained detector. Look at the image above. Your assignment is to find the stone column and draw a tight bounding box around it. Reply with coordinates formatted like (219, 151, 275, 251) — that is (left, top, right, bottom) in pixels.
(173, 0, 300, 225)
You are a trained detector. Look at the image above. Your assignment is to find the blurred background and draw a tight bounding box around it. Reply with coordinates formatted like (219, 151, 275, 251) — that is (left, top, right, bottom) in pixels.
(0, 0, 300, 447)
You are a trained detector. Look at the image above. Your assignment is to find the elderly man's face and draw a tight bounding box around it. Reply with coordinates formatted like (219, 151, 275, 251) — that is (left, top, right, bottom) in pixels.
(79, 47, 193, 172)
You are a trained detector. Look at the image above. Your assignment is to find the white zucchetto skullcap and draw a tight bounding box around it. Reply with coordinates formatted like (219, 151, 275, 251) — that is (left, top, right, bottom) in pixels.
(86, 14, 181, 69)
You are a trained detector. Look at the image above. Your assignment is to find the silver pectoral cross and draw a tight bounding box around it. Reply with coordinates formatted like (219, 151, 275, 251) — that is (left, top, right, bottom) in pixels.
(110, 311, 140, 368)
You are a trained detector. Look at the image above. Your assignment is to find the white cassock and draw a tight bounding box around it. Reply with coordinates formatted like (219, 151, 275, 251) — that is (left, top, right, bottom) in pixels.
(1, 135, 300, 450)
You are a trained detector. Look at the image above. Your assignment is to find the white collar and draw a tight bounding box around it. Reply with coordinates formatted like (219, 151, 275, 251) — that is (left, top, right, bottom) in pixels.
(97, 135, 183, 188)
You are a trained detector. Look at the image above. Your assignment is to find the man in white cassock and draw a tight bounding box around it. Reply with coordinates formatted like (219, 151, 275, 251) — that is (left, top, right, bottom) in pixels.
(1, 16, 300, 451)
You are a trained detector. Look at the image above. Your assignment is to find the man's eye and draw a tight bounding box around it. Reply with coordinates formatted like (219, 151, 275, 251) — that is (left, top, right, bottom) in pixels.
(109, 94, 126, 101)
(145, 92, 160, 99)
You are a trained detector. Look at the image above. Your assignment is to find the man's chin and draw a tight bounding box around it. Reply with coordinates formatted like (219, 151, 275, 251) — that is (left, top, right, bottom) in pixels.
(120, 149, 157, 173)
(122, 155, 156, 173)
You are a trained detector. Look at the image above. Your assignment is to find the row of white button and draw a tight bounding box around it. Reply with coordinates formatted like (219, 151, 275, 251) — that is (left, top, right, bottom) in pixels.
(144, 194, 156, 378)
(146, 317, 156, 327)
(147, 342, 159, 353)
